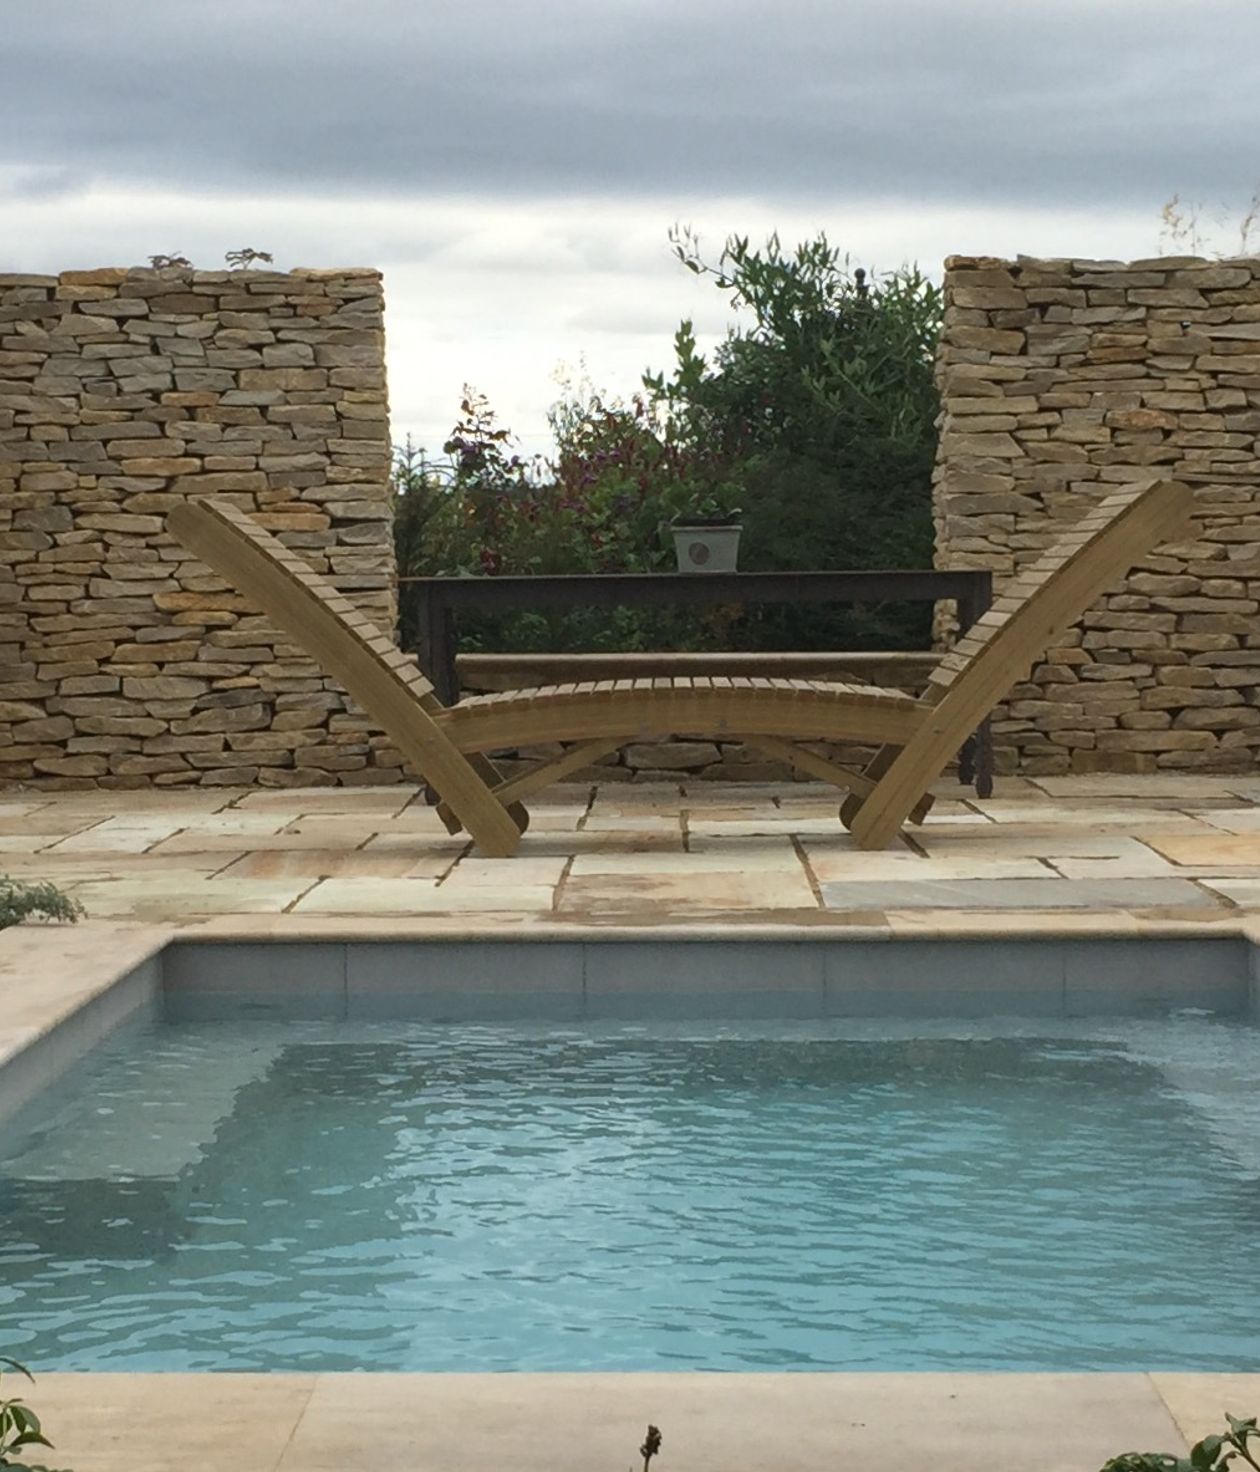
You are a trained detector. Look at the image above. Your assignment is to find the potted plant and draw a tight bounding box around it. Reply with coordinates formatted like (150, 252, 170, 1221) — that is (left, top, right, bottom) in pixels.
(668, 487, 743, 573)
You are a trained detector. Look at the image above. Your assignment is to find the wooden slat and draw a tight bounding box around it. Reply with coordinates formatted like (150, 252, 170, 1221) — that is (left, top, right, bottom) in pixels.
(492, 738, 624, 804)
(849, 480, 1195, 848)
(167, 496, 523, 857)
(442, 677, 923, 752)
(742, 735, 937, 824)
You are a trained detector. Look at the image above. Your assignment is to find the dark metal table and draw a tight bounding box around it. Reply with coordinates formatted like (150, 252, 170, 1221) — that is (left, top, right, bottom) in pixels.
(400, 569, 994, 796)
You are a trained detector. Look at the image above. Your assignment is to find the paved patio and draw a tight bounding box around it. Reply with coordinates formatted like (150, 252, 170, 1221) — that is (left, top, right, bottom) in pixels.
(6, 772, 1260, 928)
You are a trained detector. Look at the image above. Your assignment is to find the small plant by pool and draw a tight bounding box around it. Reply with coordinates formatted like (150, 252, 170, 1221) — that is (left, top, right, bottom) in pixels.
(0, 878, 83, 931)
(0, 1358, 56, 1469)
(1102, 1414, 1260, 1472)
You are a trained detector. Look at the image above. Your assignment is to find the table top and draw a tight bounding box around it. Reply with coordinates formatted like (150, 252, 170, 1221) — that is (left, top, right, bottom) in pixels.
(400, 567, 992, 609)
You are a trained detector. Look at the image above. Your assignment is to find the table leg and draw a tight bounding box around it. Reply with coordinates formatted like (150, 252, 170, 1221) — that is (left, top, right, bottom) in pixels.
(975, 716, 994, 799)
(958, 734, 976, 789)
(415, 589, 460, 803)
(432, 605, 459, 709)
(421, 607, 461, 806)
(951, 574, 993, 799)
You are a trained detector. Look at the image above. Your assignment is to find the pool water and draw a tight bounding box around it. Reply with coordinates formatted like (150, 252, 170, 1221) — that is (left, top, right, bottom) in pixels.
(1, 1016, 1258, 1371)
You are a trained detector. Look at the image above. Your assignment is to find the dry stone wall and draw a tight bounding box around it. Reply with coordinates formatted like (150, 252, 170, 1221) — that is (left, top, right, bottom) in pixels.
(0, 266, 400, 789)
(935, 253, 1260, 774)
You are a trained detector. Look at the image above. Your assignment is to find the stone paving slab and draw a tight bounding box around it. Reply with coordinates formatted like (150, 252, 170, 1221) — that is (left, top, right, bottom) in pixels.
(233, 789, 415, 811)
(0, 921, 169, 1061)
(807, 850, 1052, 882)
(0, 851, 233, 877)
(1151, 1374, 1260, 1446)
(1034, 774, 1260, 798)
(569, 842, 800, 874)
(32, 1373, 318, 1472)
(1197, 809, 1260, 833)
(290, 877, 561, 915)
(558, 870, 821, 915)
(1197, 878, 1260, 906)
(217, 848, 447, 880)
(1147, 833, 1260, 866)
(68, 875, 314, 918)
(819, 877, 1216, 911)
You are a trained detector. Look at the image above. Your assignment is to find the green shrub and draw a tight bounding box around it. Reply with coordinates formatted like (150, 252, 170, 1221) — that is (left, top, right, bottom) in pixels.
(644, 228, 942, 649)
(0, 878, 84, 931)
(394, 227, 943, 656)
(394, 388, 743, 654)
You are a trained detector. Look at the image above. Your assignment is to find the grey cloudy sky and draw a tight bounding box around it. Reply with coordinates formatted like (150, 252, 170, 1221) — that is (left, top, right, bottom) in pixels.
(4, 0, 1259, 456)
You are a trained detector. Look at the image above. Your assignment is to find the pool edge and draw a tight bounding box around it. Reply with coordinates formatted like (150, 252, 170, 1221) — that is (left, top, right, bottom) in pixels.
(2, 916, 1258, 1127)
(25, 1368, 1260, 1472)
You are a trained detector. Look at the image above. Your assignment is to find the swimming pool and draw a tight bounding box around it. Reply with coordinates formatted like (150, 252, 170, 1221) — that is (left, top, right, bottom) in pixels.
(2, 1009, 1258, 1372)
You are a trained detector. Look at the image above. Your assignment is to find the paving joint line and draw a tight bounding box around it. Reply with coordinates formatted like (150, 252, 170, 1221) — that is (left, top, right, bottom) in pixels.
(551, 854, 577, 913)
(1186, 875, 1240, 908)
(573, 785, 597, 831)
(281, 877, 325, 914)
(790, 833, 826, 909)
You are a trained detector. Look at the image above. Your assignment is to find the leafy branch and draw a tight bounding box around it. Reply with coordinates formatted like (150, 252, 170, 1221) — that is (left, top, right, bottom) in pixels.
(225, 248, 274, 270)
(1159, 188, 1260, 257)
(1103, 1413, 1260, 1472)
(0, 1358, 55, 1468)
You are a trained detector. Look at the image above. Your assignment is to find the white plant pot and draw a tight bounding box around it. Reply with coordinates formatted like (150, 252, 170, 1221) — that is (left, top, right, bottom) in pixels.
(671, 523, 742, 573)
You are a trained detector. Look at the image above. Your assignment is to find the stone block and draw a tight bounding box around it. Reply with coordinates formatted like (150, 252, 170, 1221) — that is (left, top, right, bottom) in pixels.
(121, 675, 210, 700)
(1174, 707, 1260, 730)
(623, 741, 722, 770)
(262, 344, 316, 366)
(950, 286, 1028, 309)
(239, 368, 329, 391)
(0, 699, 46, 721)
(945, 432, 1024, 457)
(1169, 266, 1252, 288)
(1095, 729, 1214, 751)
(33, 753, 108, 776)
(114, 456, 200, 476)
(59, 675, 121, 695)
(173, 369, 235, 392)
(11, 715, 74, 740)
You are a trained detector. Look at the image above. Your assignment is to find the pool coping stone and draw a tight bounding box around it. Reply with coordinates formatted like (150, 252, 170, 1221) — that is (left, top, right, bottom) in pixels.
(23, 1370, 1260, 1472)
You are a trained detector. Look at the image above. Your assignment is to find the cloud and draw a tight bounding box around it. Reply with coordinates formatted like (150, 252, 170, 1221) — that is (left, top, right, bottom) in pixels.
(0, 165, 86, 201)
(2, 1, 1254, 455)
(2, 0, 1258, 210)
